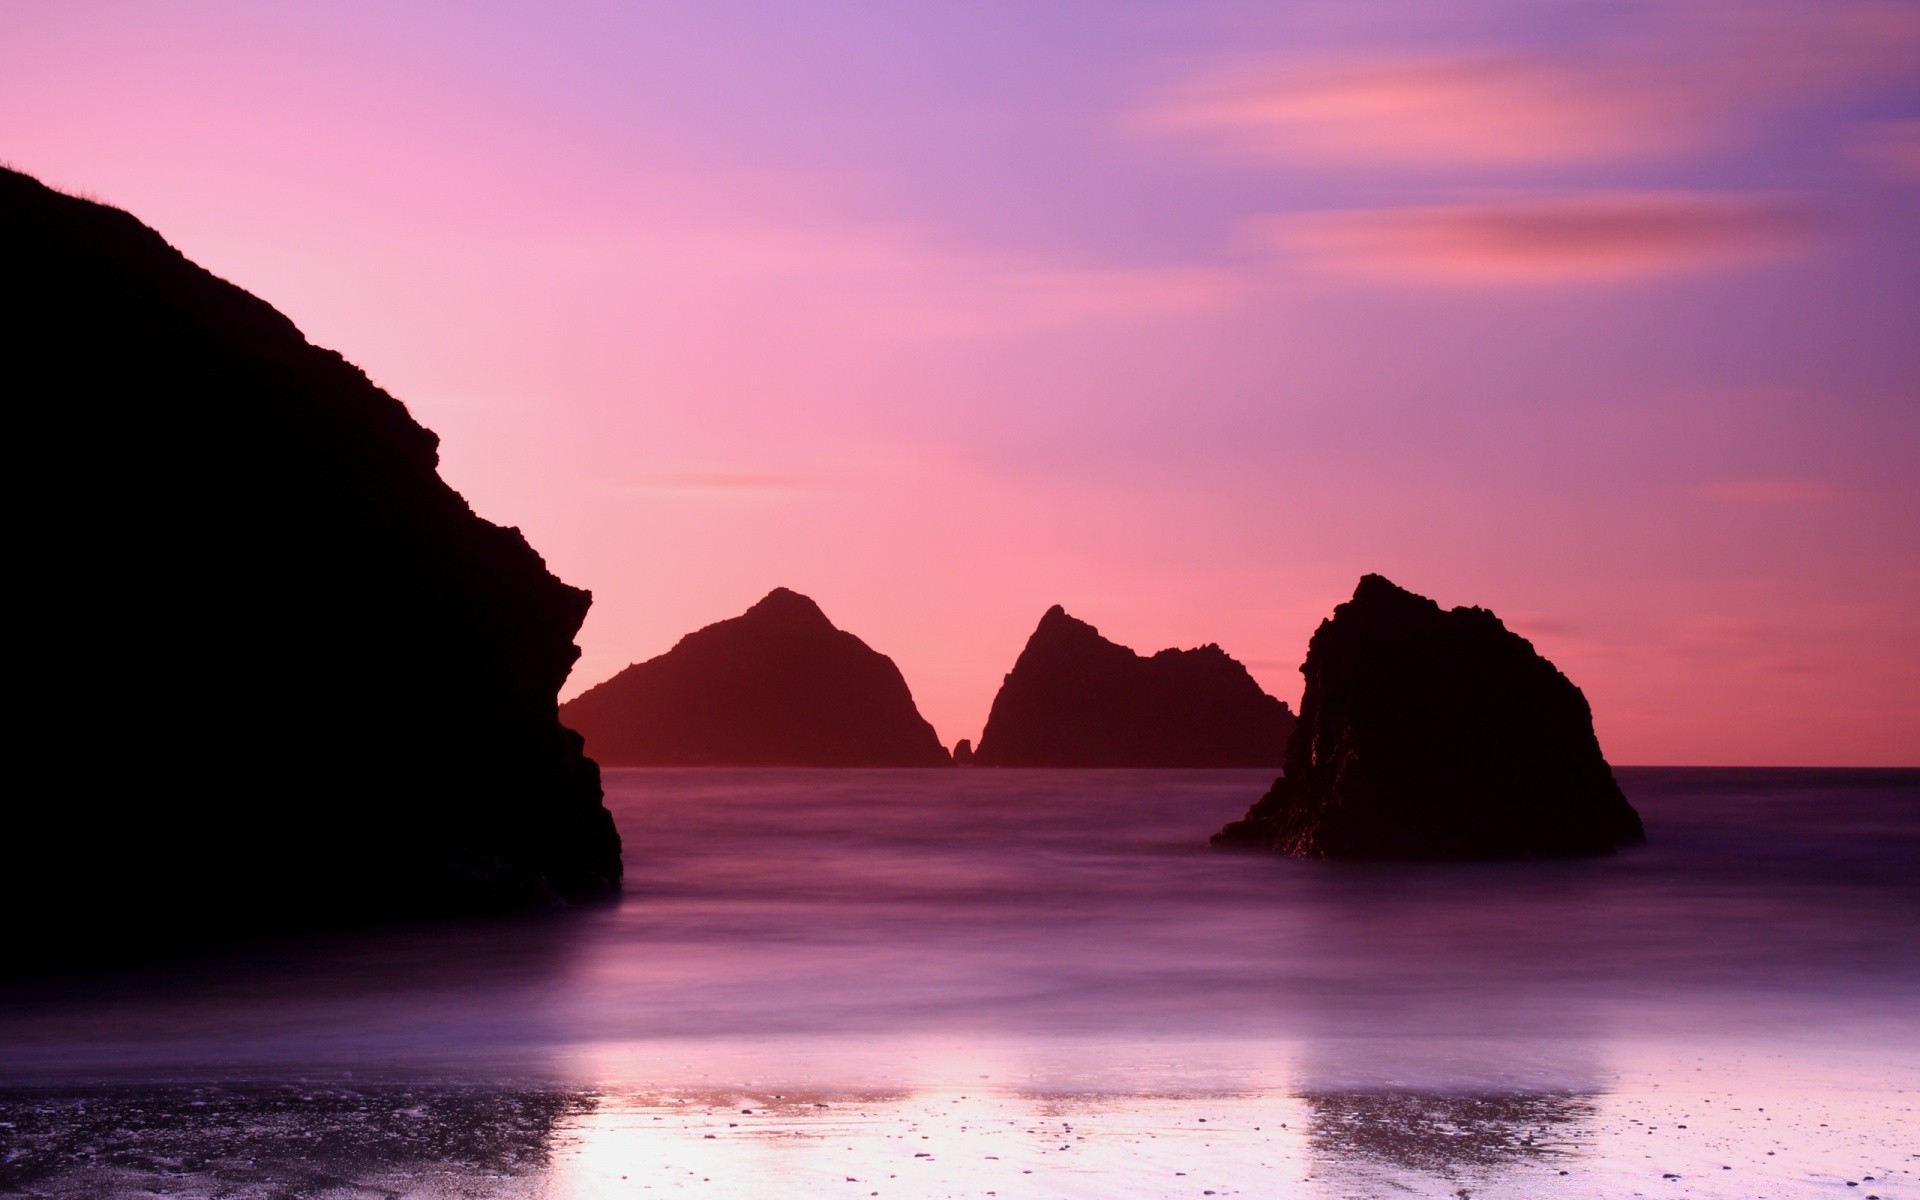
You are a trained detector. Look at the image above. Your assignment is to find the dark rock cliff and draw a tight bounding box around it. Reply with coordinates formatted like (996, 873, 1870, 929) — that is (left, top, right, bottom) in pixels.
(1213, 574, 1644, 858)
(3, 166, 621, 965)
(973, 607, 1294, 767)
(560, 589, 950, 766)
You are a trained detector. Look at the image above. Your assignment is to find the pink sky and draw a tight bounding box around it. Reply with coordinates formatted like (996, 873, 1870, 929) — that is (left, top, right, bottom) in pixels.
(6, 0, 1917, 764)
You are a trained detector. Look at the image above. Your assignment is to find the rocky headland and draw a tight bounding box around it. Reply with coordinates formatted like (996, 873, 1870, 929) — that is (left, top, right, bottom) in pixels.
(972, 606, 1294, 767)
(3, 166, 621, 966)
(560, 589, 950, 766)
(1212, 574, 1644, 858)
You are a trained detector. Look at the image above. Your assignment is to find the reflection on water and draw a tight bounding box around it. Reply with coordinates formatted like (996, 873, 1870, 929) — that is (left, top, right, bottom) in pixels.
(0, 906, 600, 1080)
(0, 1084, 592, 1199)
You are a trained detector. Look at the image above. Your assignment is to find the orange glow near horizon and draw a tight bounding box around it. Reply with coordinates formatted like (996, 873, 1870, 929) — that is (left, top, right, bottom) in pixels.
(3, 1, 1916, 764)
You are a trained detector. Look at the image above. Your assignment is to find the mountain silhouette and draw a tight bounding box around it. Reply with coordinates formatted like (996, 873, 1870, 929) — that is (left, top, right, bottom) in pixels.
(973, 606, 1294, 767)
(562, 589, 949, 766)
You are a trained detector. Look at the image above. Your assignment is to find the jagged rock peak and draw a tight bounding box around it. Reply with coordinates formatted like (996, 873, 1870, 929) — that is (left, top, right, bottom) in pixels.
(1033, 604, 1098, 636)
(1353, 572, 1424, 605)
(1154, 642, 1230, 663)
(974, 606, 1294, 768)
(1213, 574, 1644, 859)
(1345, 572, 1500, 629)
(561, 590, 949, 767)
(744, 586, 832, 623)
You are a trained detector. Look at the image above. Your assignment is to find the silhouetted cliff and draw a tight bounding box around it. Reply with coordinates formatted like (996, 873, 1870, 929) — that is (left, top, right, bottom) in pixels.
(1213, 575, 1644, 858)
(3, 166, 621, 966)
(561, 589, 950, 766)
(973, 607, 1294, 767)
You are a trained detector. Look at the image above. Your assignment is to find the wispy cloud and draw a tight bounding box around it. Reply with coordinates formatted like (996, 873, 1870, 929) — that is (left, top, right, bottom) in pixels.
(1253, 193, 1810, 284)
(1144, 1, 1920, 170)
(1149, 54, 1697, 167)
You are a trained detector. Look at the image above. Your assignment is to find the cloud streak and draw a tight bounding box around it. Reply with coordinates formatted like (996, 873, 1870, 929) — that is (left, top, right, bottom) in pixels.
(1145, 1, 1920, 170)
(1151, 54, 1699, 167)
(1254, 193, 1811, 284)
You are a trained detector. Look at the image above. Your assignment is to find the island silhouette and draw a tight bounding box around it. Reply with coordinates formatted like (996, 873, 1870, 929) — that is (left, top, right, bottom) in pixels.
(972, 605, 1295, 767)
(1214, 574, 1645, 858)
(561, 588, 949, 766)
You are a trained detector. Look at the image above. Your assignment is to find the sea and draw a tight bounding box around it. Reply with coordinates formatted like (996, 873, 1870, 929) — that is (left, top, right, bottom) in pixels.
(3, 767, 1916, 1199)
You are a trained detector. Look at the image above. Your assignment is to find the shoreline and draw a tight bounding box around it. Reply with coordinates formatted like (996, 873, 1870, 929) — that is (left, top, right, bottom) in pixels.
(5, 1029, 1916, 1198)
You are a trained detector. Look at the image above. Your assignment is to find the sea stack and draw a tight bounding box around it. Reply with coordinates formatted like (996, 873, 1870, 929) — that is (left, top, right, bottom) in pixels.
(1213, 575, 1644, 858)
(3, 166, 621, 964)
(973, 607, 1294, 767)
(561, 589, 950, 766)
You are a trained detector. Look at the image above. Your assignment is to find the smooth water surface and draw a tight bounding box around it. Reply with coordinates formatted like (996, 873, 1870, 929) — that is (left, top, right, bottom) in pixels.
(7, 767, 1914, 1082)
(3, 768, 1916, 1197)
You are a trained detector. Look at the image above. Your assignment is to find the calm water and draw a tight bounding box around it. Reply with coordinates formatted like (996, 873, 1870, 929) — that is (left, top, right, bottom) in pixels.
(3, 768, 1917, 1197)
(4, 767, 1917, 1082)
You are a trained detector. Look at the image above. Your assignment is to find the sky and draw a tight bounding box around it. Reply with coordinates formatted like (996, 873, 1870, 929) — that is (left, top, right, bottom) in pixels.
(5, 0, 1917, 765)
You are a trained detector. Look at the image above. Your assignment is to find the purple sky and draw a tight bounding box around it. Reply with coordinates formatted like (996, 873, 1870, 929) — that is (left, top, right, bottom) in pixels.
(6, 0, 1917, 763)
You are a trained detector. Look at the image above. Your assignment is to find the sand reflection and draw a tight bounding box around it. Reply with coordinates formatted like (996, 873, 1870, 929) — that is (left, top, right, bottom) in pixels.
(545, 1085, 1310, 1199)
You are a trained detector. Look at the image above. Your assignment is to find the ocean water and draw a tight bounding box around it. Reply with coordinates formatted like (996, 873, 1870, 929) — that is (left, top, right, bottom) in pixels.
(4, 767, 1917, 1198)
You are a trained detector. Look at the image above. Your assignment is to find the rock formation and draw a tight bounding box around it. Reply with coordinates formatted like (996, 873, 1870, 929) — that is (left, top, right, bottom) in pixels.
(3, 166, 621, 966)
(951, 739, 975, 765)
(973, 607, 1294, 767)
(1213, 574, 1644, 858)
(560, 589, 950, 766)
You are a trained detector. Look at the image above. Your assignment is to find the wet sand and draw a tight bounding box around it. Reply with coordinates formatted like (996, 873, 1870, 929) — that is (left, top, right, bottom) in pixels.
(5, 1035, 1913, 1199)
